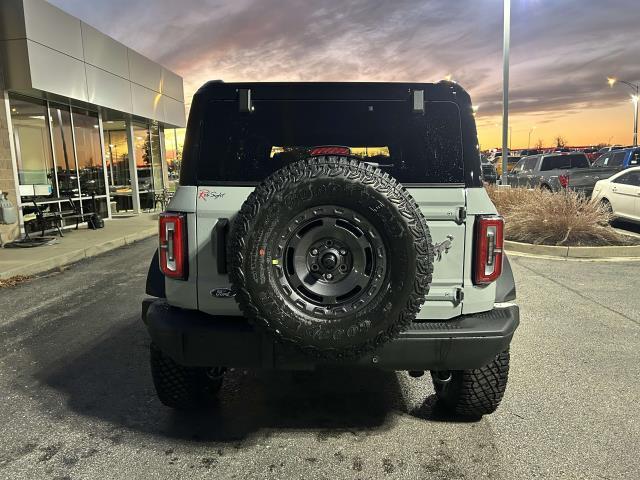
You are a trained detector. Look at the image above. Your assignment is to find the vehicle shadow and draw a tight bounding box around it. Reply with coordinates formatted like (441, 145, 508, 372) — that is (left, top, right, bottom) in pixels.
(613, 219, 640, 235)
(28, 315, 469, 443)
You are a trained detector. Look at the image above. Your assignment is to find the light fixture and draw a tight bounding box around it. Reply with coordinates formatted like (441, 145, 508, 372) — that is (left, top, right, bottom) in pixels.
(607, 77, 617, 87)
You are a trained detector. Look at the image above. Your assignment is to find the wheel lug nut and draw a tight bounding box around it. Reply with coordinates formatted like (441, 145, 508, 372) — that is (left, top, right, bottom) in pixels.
(339, 249, 347, 256)
(311, 264, 319, 271)
(325, 273, 333, 280)
(311, 248, 318, 256)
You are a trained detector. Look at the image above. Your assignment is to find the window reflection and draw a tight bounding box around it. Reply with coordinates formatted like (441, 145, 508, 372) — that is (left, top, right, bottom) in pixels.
(72, 108, 105, 196)
(104, 121, 130, 191)
(9, 95, 56, 200)
(50, 103, 78, 197)
(133, 122, 152, 193)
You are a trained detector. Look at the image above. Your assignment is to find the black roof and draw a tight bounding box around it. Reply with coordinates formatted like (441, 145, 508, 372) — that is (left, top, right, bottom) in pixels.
(194, 80, 472, 105)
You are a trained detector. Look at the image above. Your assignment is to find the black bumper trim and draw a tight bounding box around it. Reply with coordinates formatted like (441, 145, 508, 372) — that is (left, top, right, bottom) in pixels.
(142, 299, 519, 371)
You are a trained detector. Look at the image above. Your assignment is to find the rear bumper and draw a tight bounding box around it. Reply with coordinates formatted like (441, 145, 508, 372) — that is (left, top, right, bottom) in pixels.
(142, 299, 519, 371)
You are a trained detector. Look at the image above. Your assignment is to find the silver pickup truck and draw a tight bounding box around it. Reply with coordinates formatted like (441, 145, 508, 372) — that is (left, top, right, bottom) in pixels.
(507, 152, 591, 191)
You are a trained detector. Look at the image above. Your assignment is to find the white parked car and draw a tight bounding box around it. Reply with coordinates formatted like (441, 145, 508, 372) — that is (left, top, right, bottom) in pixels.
(591, 166, 640, 222)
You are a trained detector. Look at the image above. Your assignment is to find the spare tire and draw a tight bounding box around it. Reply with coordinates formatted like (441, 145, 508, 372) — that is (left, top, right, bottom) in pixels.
(228, 157, 433, 358)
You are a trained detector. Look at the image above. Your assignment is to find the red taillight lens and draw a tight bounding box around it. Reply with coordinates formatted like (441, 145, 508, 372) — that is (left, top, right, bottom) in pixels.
(309, 146, 351, 156)
(159, 212, 187, 280)
(474, 216, 504, 285)
(558, 174, 569, 188)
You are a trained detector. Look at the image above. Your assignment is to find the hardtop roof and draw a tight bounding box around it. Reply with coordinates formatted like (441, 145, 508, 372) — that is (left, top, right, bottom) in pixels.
(194, 80, 472, 105)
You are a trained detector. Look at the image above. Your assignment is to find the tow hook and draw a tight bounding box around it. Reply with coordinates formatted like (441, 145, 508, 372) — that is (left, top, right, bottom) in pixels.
(408, 370, 424, 378)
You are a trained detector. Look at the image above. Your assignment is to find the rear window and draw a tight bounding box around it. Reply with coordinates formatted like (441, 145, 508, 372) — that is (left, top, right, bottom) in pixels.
(198, 100, 465, 184)
(609, 151, 627, 167)
(540, 154, 589, 171)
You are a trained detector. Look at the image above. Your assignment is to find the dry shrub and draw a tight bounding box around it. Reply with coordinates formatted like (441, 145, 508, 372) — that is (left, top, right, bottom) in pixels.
(485, 185, 633, 246)
(0, 275, 31, 288)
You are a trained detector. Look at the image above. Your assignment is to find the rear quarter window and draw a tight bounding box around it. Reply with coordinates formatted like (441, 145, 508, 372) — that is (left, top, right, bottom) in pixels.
(197, 100, 465, 185)
(540, 154, 589, 171)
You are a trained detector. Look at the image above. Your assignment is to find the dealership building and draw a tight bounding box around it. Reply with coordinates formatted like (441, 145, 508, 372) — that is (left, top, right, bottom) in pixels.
(0, 0, 186, 243)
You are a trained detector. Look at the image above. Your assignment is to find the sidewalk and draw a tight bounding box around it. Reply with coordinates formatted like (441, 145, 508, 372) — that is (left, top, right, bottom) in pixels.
(0, 213, 157, 279)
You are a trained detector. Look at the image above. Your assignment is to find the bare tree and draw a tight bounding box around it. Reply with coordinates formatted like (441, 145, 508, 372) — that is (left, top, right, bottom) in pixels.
(554, 136, 568, 148)
(535, 139, 544, 150)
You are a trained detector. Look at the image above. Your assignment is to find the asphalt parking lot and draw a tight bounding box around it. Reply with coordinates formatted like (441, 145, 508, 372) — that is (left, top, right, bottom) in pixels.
(0, 238, 638, 479)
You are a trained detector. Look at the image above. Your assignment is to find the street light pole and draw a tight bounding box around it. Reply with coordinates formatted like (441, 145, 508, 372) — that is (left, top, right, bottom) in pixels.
(528, 127, 536, 149)
(501, 0, 510, 184)
(633, 92, 638, 147)
(608, 77, 639, 147)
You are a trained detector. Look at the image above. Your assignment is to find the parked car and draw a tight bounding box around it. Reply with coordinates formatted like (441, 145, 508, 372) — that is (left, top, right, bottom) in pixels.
(592, 167, 640, 223)
(142, 81, 519, 418)
(517, 149, 542, 157)
(507, 152, 590, 191)
(488, 150, 503, 163)
(580, 147, 599, 163)
(597, 145, 623, 155)
(481, 161, 498, 184)
(563, 147, 640, 197)
(494, 156, 522, 176)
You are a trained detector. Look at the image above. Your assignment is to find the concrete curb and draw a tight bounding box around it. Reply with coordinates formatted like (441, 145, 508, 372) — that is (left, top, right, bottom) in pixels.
(505, 240, 640, 259)
(0, 227, 156, 280)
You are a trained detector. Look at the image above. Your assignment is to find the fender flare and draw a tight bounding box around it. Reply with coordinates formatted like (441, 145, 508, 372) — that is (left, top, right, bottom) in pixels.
(146, 249, 166, 298)
(496, 253, 516, 302)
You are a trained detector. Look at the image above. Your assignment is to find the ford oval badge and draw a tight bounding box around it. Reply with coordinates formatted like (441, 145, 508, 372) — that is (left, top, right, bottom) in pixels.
(210, 288, 235, 298)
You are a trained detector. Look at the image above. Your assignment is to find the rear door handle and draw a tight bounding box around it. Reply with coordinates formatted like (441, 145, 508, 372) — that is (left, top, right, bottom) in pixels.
(212, 218, 229, 274)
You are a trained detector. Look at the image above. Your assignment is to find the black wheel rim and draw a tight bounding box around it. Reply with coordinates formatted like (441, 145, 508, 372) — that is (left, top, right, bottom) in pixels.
(273, 205, 387, 316)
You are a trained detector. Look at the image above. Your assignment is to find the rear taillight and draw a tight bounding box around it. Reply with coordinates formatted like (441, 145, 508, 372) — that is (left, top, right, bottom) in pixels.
(159, 212, 187, 280)
(558, 174, 569, 188)
(474, 216, 504, 285)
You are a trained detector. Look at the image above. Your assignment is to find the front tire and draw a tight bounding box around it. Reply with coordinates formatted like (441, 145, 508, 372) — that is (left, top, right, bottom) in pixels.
(150, 343, 224, 410)
(431, 349, 510, 418)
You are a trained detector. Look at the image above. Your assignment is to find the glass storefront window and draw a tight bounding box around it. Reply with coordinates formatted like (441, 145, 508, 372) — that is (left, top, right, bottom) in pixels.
(72, 108, 106, 197)
(133, 122, 152, 194)
(50, 103, 78, 198)
(9, 95, 56, 200)
(104, 121, 130, 191)
(163, 128, 184, 191)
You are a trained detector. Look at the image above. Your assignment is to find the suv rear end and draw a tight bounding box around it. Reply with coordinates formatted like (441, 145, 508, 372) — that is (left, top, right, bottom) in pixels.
(143, 81, 518, 418)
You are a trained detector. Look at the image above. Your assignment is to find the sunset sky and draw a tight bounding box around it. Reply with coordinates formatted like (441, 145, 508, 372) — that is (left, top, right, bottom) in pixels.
(51, 0, 639, 150)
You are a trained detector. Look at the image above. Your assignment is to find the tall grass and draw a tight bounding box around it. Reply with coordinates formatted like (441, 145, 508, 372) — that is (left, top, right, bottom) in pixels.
(485, 185, 632, 246)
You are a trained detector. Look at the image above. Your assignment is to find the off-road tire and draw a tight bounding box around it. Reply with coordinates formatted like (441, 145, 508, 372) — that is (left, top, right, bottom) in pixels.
(150, 343, 223, 410)
(228, 156, 434, 359)
(431, 349, 510, 418)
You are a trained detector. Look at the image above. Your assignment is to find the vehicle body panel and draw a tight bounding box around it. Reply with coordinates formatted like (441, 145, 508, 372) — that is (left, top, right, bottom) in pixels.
(565, 148, 640, 196)
(508, 153, 590, 191)
(592, 167, 640, 222)
(192, 186, 497, 320)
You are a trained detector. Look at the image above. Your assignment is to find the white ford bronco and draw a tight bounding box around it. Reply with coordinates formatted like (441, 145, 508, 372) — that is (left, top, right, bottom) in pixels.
(142, 81, 518, 418)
